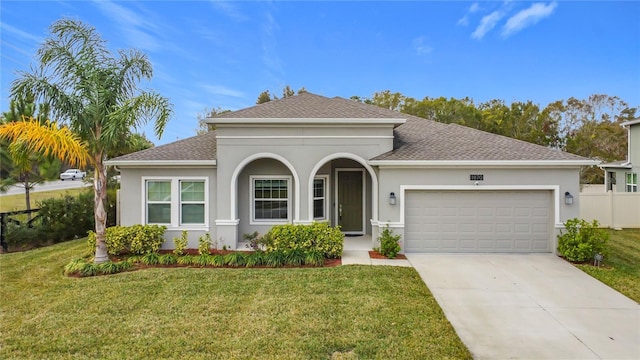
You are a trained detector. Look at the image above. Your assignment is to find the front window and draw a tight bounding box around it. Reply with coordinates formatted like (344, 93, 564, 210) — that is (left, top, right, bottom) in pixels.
(147, 181, 171, 224)
(252, 177, 290, 222)
(180, 181, 205, 224)
(144, 178, 208, 227)
(313, 176, 327, 220)
(626, 172, 638, 192)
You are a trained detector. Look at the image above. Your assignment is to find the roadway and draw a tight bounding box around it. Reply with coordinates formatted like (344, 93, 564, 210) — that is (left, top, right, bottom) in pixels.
(0, 179, 91, 196)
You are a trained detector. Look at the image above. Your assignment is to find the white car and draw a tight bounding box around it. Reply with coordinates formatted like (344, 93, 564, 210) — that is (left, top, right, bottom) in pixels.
(60, 169, 86, 181)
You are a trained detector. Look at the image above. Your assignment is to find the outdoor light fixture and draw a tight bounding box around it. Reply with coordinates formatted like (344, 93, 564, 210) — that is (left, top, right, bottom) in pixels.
(389, 192, 396, 205)
(564, 191, 574, 205)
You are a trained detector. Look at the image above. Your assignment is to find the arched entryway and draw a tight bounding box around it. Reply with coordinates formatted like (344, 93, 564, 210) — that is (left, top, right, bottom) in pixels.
(308, 153, 378, 236)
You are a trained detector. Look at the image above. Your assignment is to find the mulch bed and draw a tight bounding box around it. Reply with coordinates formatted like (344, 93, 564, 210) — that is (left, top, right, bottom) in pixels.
(368, 251, 407, 260)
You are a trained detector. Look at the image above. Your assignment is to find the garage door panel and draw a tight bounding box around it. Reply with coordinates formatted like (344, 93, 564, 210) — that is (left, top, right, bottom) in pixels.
(405, 190, 552, 253)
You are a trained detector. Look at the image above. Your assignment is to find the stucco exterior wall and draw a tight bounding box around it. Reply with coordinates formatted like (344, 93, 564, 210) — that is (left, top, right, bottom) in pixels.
(118, 166, 216, 249)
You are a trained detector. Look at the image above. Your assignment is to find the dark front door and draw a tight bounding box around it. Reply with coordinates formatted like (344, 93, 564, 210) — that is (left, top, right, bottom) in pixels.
(337, 170, 363, 233)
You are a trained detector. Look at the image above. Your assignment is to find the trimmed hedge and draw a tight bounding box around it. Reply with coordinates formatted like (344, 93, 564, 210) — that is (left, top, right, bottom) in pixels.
(87, 224, 167, 256)
(262, 222, 344, 258)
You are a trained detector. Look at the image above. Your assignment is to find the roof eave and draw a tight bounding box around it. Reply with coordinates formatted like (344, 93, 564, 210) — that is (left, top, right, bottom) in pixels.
(621, 118, 640, 127)
(105, 160, 217, 167)
(208, 118, 406, 126)
(368, 160, 600, 167)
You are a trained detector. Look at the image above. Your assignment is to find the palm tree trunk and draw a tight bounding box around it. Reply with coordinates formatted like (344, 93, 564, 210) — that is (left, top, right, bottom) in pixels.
(93, 155, 109, 263)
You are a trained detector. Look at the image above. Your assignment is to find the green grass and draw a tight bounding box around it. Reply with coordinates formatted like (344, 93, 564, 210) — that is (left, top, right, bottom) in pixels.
(0, 187, 87, 212)
(0, 240, 471, 360)
(574, 229, 640, 303)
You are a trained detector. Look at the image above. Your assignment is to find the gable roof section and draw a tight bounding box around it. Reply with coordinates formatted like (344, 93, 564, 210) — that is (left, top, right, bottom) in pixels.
(212, 92, 404, 119)
(371, 117, 592, 164)
(106, 131, 217, 166)
(107, 92, 596, 165)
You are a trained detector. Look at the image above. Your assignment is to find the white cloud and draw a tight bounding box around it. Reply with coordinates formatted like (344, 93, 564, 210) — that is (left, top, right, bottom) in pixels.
(91, 0, 164, 52)
(472, 10, 506, 39)
(502, 2, 558, 38)
(200, 84, 245, 98)
(457, 2, 481, 26)
(0, 23, 44, 44)
(412, 37, 433, 56)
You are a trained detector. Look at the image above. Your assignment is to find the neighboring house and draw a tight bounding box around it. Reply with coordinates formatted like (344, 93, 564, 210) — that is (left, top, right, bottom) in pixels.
(600, 119, 640, 192)
(107, 93, 596, 253)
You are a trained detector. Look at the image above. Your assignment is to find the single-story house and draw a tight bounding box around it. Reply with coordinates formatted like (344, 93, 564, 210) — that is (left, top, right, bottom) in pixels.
(600, 118, 639, 192)
(107, 93, 597, 253)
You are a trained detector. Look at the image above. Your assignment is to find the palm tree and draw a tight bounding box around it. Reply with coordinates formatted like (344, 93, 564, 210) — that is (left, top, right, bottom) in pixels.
(10, 18, 173, 263)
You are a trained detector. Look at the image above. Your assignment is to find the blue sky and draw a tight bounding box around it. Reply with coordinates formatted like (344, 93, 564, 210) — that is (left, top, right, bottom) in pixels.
(1, 1, 639, 145)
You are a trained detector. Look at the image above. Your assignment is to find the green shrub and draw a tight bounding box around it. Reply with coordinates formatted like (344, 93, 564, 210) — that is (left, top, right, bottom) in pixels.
(378, 227, 401, 259)
(245, 252, 264, 267)
(224, 252, 246, 267)
(5, 221, 42, 249)
(177, 255, 196, 265)
(210, 254, 225, 267)
(263, 223, 344, 258)
(558, 218, 609, 262)
(140, 252, 160, 265)
(285, 248, 305, 266)
(64, 258, 131, 277)
(195, 254, 211, 267)
(37, 190, 94, 243)
(198, 233, 212, 255)
(87, 224, 167, 256)
(159, 254, 177, 265)
(173, 230, 189, 256)
(264, 250, 286, 267)
(304, 251, 325, 267)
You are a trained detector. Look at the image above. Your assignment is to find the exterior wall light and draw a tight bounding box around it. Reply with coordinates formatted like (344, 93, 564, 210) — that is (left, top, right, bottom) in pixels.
(389, 192, 396, 205)
(564, 191, 574, 205)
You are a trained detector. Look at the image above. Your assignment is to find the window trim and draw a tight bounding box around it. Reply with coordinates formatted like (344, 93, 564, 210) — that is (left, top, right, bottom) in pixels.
(179, 180, 206, 225)
(142, 176, 209, 230)
(626, 172, 638, 192)
(313, 175, 329, 220)
(146, 180, 172, 225)
(250, 175, 292, 225)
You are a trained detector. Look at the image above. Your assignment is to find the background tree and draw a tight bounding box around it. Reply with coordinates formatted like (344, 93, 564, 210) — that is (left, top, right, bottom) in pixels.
(282, 85, 295, 98)
(257, 86, 308, 104)
(11, 18, 173, 263)
(256, 90, 275, 104)
(356, 90, 636, 183)
(195, 107, 230, 135)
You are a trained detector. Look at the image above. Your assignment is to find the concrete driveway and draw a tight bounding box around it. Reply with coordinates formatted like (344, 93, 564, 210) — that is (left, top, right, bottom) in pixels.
(406, 253, 640, 360)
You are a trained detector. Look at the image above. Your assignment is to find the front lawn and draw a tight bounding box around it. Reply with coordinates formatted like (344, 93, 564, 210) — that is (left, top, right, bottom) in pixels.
(0, 239, 471, 360)
(574, 229, 640, 303)
(0, 187, 87, 212)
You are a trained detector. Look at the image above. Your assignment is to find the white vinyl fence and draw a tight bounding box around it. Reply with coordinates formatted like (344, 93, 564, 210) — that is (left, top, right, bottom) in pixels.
(580, 192, 640, 228)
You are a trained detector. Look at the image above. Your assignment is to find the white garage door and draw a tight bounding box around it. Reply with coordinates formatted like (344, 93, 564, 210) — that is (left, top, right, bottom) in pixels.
(405, 190, 552, 253)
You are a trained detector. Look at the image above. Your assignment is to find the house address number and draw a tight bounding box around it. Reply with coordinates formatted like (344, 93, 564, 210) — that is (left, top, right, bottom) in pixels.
(470, 174, 484, 181)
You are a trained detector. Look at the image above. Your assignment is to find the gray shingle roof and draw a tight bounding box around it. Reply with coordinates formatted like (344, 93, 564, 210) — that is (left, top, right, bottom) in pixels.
(373, 117, 589, 161)
(109, 131, 217, 162)
(214, 92, 405, 119)
(109, 92, 591, 163)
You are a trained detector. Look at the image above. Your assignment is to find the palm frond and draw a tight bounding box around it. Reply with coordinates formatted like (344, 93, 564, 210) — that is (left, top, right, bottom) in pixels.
(0, 118, 90, 168)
